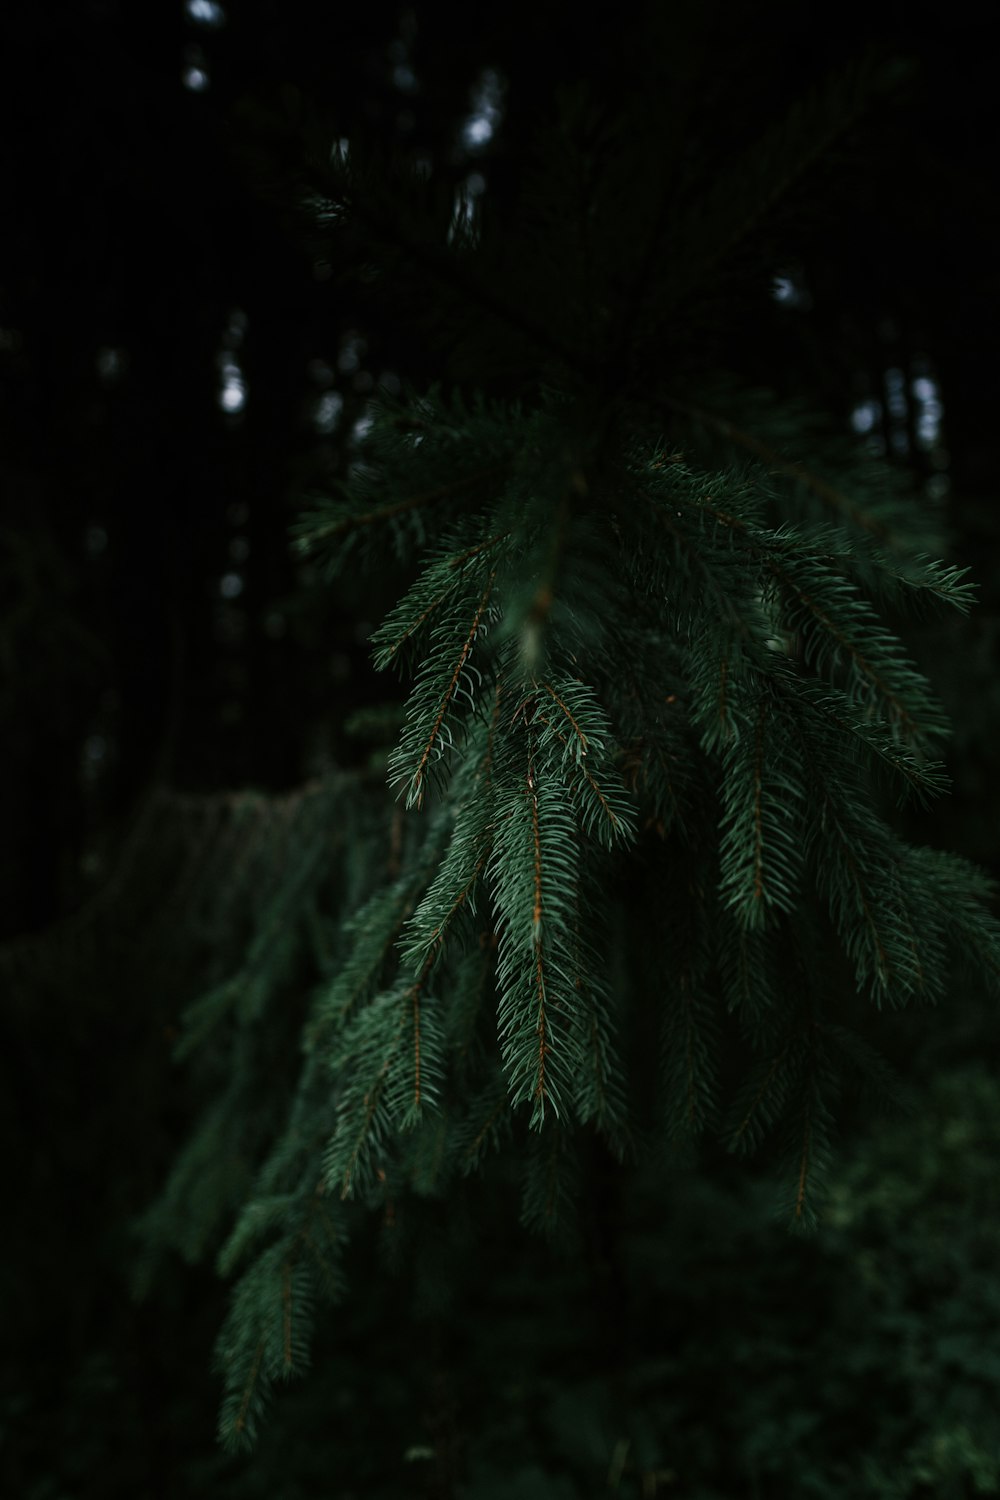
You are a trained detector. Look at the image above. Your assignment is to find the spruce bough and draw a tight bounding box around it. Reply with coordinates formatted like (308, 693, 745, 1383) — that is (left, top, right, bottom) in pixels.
(138, 54, 1000, 1451)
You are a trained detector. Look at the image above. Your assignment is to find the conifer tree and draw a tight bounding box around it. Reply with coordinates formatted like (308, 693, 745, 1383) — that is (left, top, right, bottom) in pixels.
(136, 42, 1000, 1453)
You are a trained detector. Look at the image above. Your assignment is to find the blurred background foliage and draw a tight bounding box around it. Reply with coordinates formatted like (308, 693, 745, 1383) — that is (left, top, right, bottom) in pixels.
(2, 0, 1000, 1494)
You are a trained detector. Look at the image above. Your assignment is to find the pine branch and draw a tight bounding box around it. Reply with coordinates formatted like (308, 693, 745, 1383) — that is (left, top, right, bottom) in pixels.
(489, 740, 584, 1126)
(371, 530, 510, 670)
(132, 42, 1000, 1458)
(387, 568, 497, 809)
(718, 673, 806, 928)
(530, 673, 636, 849)
(665, 396, 900, 544)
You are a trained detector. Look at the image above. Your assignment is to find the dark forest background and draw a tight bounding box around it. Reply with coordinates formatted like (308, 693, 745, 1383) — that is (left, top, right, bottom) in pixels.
(3, 2, 1000, 1496)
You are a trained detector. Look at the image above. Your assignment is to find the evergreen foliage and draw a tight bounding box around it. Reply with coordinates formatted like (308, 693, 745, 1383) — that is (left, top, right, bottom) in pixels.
(133, 39, 1000, 1456)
